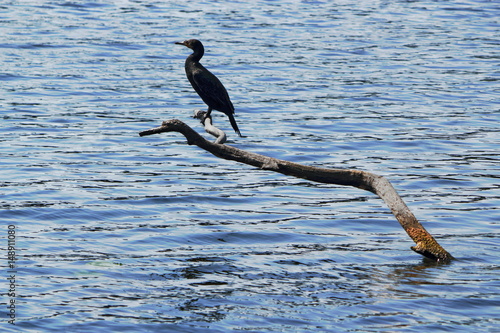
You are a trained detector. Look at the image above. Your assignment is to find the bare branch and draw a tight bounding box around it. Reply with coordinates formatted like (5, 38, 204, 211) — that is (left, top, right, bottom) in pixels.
(139, 119, 454, 262)
(193, 110, 227, 144)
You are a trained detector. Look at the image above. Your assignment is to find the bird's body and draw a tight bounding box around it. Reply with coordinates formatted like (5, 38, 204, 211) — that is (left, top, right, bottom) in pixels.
(175, 39, 241, 137)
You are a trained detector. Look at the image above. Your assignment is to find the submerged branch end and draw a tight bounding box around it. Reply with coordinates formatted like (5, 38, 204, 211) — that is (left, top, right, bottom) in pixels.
(408, 228, 454, 262)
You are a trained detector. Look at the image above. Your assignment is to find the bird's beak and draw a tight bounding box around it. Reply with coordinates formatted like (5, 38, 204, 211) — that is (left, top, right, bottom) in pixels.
(175, 41, 185, 46)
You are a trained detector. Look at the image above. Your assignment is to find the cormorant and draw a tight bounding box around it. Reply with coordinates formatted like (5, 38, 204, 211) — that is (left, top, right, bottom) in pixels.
(175, 39, 242, 137)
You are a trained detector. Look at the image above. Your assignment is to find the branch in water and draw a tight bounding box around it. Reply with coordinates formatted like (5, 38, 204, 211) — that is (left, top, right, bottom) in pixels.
(139, 119, 454, 262)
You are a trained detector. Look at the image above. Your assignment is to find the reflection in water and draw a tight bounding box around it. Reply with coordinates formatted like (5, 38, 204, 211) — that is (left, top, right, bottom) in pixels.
(126, 244, 470, 329)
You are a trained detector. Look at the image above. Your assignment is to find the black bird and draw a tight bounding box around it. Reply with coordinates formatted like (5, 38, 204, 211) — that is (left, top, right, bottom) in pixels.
(175, 39, 242, 137)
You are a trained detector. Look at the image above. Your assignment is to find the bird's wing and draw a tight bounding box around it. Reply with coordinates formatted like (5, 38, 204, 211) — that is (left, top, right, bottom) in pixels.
(191, 69, 234, 113)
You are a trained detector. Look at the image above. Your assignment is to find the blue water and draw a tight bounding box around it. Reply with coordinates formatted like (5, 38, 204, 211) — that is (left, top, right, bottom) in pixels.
(1, 0, 499, 332)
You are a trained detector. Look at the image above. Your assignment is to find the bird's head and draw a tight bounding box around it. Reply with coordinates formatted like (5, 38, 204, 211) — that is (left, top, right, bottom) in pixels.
(175, 39, 203, 50)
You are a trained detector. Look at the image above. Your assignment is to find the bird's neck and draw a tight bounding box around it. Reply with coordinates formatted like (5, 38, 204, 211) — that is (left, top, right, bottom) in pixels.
(188, 47, 204, 63)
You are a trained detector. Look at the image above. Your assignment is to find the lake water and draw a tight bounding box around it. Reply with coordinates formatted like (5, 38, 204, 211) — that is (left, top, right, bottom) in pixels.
(1, 0, 499, 332)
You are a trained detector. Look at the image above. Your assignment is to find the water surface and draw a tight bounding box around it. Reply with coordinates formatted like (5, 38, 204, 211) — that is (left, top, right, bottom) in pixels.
(1, 0, 499, 332)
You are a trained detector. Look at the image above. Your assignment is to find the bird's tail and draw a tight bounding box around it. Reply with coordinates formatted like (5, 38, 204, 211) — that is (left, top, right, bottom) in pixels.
(227, 112, 242, 137)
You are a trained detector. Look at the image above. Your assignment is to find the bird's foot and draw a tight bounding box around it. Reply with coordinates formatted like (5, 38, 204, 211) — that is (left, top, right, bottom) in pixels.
(193, 109, 206, 120)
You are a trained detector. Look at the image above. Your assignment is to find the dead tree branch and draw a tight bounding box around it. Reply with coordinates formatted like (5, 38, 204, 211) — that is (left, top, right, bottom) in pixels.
(139, 119, 454, 262)
(193, 110, 227, 144)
